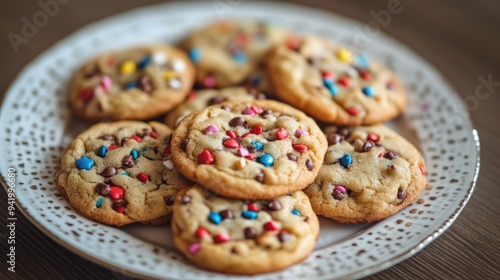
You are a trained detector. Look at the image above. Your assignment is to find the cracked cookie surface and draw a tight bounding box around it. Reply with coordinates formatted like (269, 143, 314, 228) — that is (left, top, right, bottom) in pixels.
(55, 121, 191, 226)
(266, 36, 407, 125)
(171, 185, 319, 274)
(70, 45, 195, 121)
(171, 100, 328, 199)
(303, 125, 427, 223)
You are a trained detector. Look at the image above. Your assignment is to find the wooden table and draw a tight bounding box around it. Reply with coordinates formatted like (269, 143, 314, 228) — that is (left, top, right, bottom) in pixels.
(1, 0, 499, 279)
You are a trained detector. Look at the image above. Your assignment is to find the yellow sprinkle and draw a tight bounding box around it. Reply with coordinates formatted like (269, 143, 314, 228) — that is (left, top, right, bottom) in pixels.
(163, 71, 177, 80)
(120, 60, 136, 75)
(236, 158, 247, 169)
(337, 48, 352, 62)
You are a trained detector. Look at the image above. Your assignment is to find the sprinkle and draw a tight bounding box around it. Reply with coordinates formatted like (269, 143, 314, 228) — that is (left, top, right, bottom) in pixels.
(114, 205, 126, 213)
(257, 154, 274, 167)
(108, 144, 117, 150)
(152, 51, 167, 65)
(130, 135, 142, 142)
(125, 81, 137, 89)
(241, 210, 258, 219)
(100, 75, 112, 92)
(246, 154, 255, 160)
(138, 55, 151, 69)
(236, 157, 247, 169)
(336, 48, 352, 62)
(205, 125, 219, 134)
(75, 156, 94, 170)
(233, 51, 247, 64)
(195, 227, 210, 239)
(337, 77, 350, 87)
(335, 185, 347, 194)
(286, 36, 300, 50)
(223, 139, 239, 149)
(226, 130, 237, 140)
(241, 132, 251, 139)
(163, 70, 177, 80)
(169, 78, 182, 90)
(120, 60, 136, 75)
(197, 150, 214, 164)
(97, 145, 107, 158)
(243, 107, 256, 115)
(367, 133, 379, 142)
(419, 164, 426, 175)
(250, 75, 261, 86)
(250, 141, 263, 151)
(276, 127, 289, 140)
(108, 186, 124, 200)
(250, 125, 263, 135)
(237, 147, 249, 157)
(291, 209, 300, 216)
(96, 198, 103, 208)
(346, 107, 360, 115)
(80, 88, 94, 102)
(137, 172, 149, 182)
(247, 203, 259, 212)
(346, 67, 358, 78)
(122, 171, 129, 176)
(250, 105, 263, 114)
(163, 160, 174, 170)
(130, 149, 139, 160)
(213, 233, 231, 244)
(321, 71, 334, 79)
(189, 48, 202, 63)
(208, 212, 222, 225)
(149, 131, 158, 139)
(357, 54, 369, 68)
(362, 86, 375, 97)
(263, 221, 279, 231)
(359, 70, 371, 81)
(203, 75, 216, 88)
(292, 144, 308, 152)
(340, 154, 352, 168)
(171, 59, 186, 72)
(188, 243, 201, 255)
(323, 79, 338, 96)
(295, 129, 309, 137)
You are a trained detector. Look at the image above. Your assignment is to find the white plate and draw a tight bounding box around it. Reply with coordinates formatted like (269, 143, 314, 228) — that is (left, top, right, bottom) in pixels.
(0, 1, 480, 279)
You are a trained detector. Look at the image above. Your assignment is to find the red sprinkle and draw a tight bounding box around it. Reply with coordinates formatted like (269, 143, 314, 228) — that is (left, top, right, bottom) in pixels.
(163, 146, 171, 156)
(378, 152, 386, 158)
(321, 71, 334, 79)
(245, 154, 255, 160)
(367, 133, 379, 142)
(346, 107, 360, 115)
(195, 227, 210, 239)
(292, 144, 308, 152)
(197, 150, 214, 164)
(235, 33, 249, 45)
(250, 126, 263, 135)
(251, 105, 263, 114)
(108, 144, 117, 150)
(247, 203, 259, 212)
(80, 88, 94, 103)
(419, 164, 426, 175)
(359, 71, 371, 81)
(149, 131, 158, 139)
(137, 172, 149, 182)
(187, 91, 197, 100)
(276, 127, 289, 140)
(263, 221, 279, 231)
(130, 135, 142, 142)
(107, 57, 116, 66)
(226, 130, 237, 140)
(109, 186, 124, 200)
(241, 132, 251, 139)
(115, 205, 126, 213)
(213, 233, 231, 244)
(286, 36, 300, 50)
(337, 77, 350, 87)
(223, 139, 239, 149)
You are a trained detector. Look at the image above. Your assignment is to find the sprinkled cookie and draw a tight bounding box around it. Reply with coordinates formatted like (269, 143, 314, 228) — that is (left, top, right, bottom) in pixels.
(182, 20, 288, 92)
(303, 125, 427, 223)
(165, 87, 266, 128)
(55, 121, 191, 226)
(171, 100, 328, 199)
(70, 45, 195, 121)
(171, 185, 319, 274)
(266, 36, 407, 125)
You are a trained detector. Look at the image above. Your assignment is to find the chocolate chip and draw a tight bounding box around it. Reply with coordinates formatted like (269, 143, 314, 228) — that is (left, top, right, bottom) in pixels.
(142, 128, 151, 137)
(181, 138, 189, 151)
(337, 127, 350, 137)
(219, 209, 234, 220)
(260, 109, 272, 117)
(112, 199, 126, 210)
(138, 76, 153, 93)
(121, 155, 134, 168)
(304, 216, 310, 222)
(244, 227, 257, 239)
(267, 200, 282, 211)
(229, 117, 247, 127)
(165, 133, 172, 145)
(103, 178, 113, 185)
(96, 183, 110, 196)
(287, 153, 297, 161)
(101, 166, 116, 177)
(397, 188, 406, 203)
(278, 230, 291, 242)
(164, 196, 175, 206)
(384, 151, 399, 160)
(332, 190, 346, 200)
(247, 146, 257, 153)
(391, 164, 397, 171)
(327, 133, 343, 145)
(363, 140, 375, 152)
(120, 137, 130, 146)
(208, 96, 228, 105)
(255, 171, 265, 183)
(221, 105, 230, 111)
(99, 135, 114, 141)
(181, 195, 191, 204)
(306, 159, 314, 171)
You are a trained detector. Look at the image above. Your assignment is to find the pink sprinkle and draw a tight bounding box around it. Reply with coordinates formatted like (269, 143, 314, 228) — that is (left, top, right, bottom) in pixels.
(238, 147, 249, 157)
(295, 129, 309, 137)
(100, 75, 112, 92)
(251, 105, 263, 114)
(242, 108, 256, 115)
(334, 185, 346, 194)
(205, 125, 219, 134)
(203, 76, 216, 88)
(188, 243, 201, 255)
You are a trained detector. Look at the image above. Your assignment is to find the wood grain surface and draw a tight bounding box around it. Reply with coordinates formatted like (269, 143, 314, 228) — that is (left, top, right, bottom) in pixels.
(1, 0, 499, 279)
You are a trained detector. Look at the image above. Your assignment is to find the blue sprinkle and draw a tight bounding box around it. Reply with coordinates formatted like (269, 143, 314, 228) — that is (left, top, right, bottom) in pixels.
(323, 79, 338, 96)
(122, 171, 129, 177)
(142, 147, 149, 152)
(340, 154, 352, 168)
(96, 198, 103, 208)
(291, 209, 301, 216)
(75, 156, 94, 170)
(241, 210, 258, 219)
(189, 48, 202, 63)
(357, 55, 369, 69)
(208, 212, 222, 224)
(233, 51, 247, 64)
(257, 153, 274, 167)
(250, 75, 261, 86)
(130, 149, 139, 160)
(97, 145, 107, 158)
(362, 86, 375, 97)
(138, 55, 151, 69)
(250, 141, 263, 151)
(125, 81, 137, 89)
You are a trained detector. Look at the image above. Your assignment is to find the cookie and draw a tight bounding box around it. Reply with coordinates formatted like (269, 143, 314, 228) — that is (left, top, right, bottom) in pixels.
(171, 100, 328, 199)
(70, 45, 195, 121)
(303, 125, 427, 223)
(171, 185, 319, 274)
(55, 121, 191, 226)
(181, 20, 288, 92)
(266, 36, 407, 125)
(165, 87, 266, 128)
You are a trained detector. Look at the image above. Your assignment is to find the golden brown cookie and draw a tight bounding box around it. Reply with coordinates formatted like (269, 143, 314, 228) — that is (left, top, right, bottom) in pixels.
(303, 125, 427, 223)
(171, 185, 319, 274)
(55, 121, 191, 226)
(70, 45, 195, 121)
(266, 36, 407, 125)
(171, 100, 328, 199)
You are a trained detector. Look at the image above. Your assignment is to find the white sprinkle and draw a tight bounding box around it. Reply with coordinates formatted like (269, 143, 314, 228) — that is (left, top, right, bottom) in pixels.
(169, 78, 182, 90)
(94, 85, 106, 97)
(171, 59, 185, 72)
(163, 160, 174, 170)
(346, 66, 358, 78)
(152, 52, 167, 65)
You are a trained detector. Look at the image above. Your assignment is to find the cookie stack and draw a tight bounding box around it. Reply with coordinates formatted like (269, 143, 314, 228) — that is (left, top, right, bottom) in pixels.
(56, 20, 427, 275)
